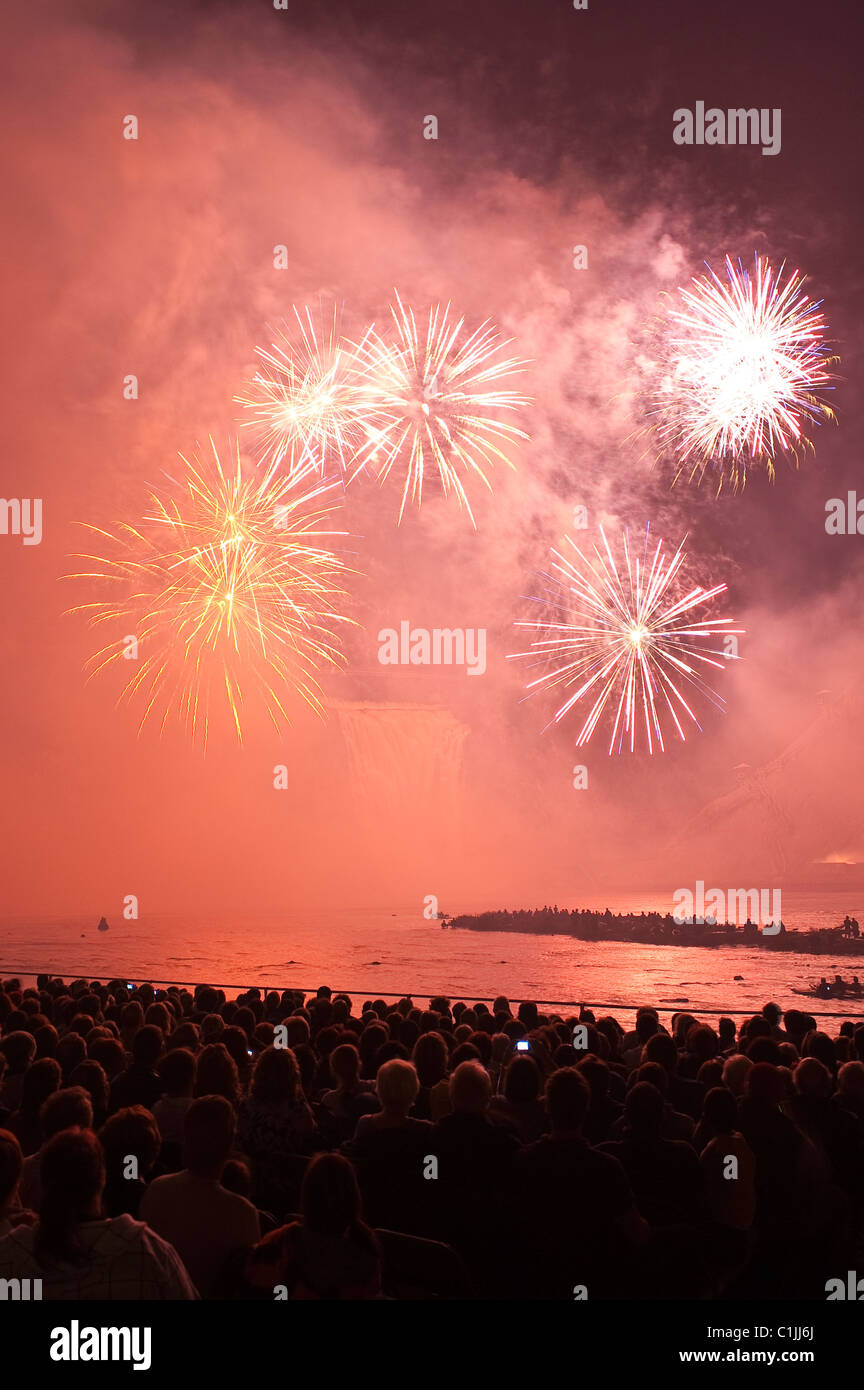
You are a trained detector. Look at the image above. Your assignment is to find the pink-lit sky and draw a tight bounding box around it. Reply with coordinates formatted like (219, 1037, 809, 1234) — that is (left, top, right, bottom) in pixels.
(1, 0, 863, 921)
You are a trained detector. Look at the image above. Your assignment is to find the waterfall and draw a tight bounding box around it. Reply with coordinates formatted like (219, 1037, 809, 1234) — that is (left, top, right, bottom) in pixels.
(331, 701, 469, 822)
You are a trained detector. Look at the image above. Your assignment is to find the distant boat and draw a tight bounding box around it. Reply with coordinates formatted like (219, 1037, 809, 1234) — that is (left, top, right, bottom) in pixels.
(793, 980, 863, 1001)
(97, 917, 110, 933)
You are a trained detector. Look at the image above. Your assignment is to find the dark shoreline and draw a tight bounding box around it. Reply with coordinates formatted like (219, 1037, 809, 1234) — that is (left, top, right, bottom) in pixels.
(448, 907, 864, 956)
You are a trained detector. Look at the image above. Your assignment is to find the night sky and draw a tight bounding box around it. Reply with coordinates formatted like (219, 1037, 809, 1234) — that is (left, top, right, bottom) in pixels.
(1, 0, 863, 918)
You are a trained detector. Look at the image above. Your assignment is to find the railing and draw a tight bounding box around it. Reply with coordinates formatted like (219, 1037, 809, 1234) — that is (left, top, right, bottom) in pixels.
(2, 966, 863, 1020)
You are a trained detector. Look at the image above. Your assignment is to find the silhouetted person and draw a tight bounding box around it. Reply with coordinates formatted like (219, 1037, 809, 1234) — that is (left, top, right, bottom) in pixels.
(109, 1025, 164, 1113)
(0, 1128, 196, 1298)
(343, 1059, 433, 1236)
(242, 1153, 380, 1299)
(513, 1067, 647, 1299)
(141, 1095, 259, 1297)
(601, 1082, 706, 1230)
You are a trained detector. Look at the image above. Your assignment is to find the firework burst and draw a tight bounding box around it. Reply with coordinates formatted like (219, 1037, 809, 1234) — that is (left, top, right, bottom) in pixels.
(510, 525, 742, 754)
(654, 255, 835, 491)
(66, 441, 354, 745)
(353, 293, 530, 524)
(237, 305, 370, 481)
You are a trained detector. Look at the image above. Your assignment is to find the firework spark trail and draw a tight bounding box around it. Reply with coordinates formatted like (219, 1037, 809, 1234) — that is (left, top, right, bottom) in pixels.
(237, 305, 372, 481)
(654, 255, 835, 491)
(66, 440, 355, 746)
(509, 526, 743, 754)
(353, 293, 530, 524)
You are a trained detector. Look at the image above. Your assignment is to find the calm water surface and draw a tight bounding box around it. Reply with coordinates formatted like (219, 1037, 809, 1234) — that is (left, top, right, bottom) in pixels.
(3, 890, 864, 1024)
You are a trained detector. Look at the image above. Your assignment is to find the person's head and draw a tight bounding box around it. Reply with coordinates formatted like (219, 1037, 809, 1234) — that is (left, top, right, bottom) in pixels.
(448, 1060, 491, 1116)
(468, 1031, 493, 1065)
(502, 1019, 526, 1042)
(722, 1052, 753, 1097)
(0, 1129, 23, 1218)
(517, 1001, 539, 1030)
(99, 1106, 161, 1181)
(55, 1032, 87, 1080)
(158, 1047, 196, 1098)
(503, 1053, 541, 1104)
(68, 1061, 109, 1119)
(183, 1095, 236, 1177)
(634, 1060, 668, 1098)
(301, 1153, 371, 1240)
(745, 1062, 785, 1104)
(802, 1030, 837, 1072)
(374, 1039, 409, 1067)
(624, 1081, 664, 1139)
(131, 1025, 164, 1069)
(283, 1016, 310, 1049)
(220, 1158, 252, 1199)
(120, 999, 145, 1034)
(250, 1045, 301, 1105)
(782, 1010, 809, 1047)
(19, 1057, 62, 1115)
(232, 1006, 256, 1040)
(36, 1128, 105, 1262)
(218, 1026, 250, 1075)
(741, 1015, 771, 1044)
(144, 1002, 170, 1034)
(794, 1056, 832, 1098)
(329, 1043, 361, 1089)
(201, 1013, 224, 1044)
(360, 1019, 389, 1053)
(635, 1008, 660, 1044)
(412, 1031, 448, 1088)
(169, 1021, 199, 1052)
(544, 1067, 590, 1134)
(838, 1060, 864, 1103)
(576, 1054, 609, 1102)
(195, 1042, 240, 1106)
(701, 1086, 738, 1134)
(1, 1030, 36, 1075)
(697, 1060, 723, 1090)
(747, 1036, 782, 1066)
(375, 1058, 419, 1117)
(450, 1041, 481, 1068)
(686, 1024, 719, 1062)
(39, 1086, 93, 1143)
(34, 1023, 59, 1058)
(762, 1002, 782, 1027)
(643, 1032, 678, 1074)
(718, 1017, 736, 1048)
(87, 1035, 125, 1081)
(194, 985, 219, 1015)
(674, 1013, 699, 1047)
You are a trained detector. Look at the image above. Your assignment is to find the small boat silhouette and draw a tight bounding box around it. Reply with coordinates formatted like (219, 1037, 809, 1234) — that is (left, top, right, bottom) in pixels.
(97, 917, 110, 933)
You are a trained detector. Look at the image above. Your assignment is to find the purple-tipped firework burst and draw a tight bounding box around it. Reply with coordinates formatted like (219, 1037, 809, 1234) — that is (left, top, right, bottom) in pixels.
(510, 525, 743, 754)
(654, 255, 836, 491)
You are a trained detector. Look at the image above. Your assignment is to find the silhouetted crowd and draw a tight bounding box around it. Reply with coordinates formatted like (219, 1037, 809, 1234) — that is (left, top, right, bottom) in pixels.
(1, 974, 863, 1300)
